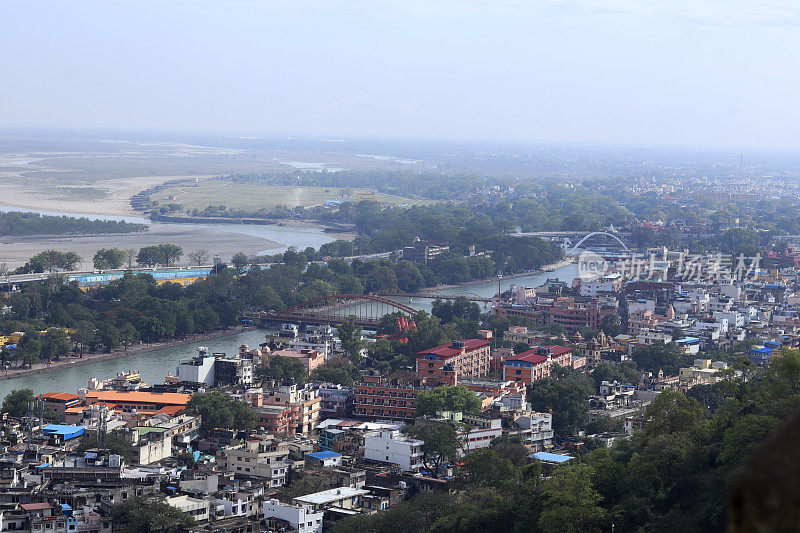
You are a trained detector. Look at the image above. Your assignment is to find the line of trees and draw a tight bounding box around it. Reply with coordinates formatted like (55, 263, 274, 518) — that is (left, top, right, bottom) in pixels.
(0, 211, 147, 237)
(13, 244, 185, 275)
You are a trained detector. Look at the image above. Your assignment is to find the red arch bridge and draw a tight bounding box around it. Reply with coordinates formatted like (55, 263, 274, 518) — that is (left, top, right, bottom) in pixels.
(241, 294, 418, 329)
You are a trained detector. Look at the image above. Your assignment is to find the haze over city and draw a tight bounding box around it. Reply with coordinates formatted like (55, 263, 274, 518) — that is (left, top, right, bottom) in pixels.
(3, 0, 800, 148)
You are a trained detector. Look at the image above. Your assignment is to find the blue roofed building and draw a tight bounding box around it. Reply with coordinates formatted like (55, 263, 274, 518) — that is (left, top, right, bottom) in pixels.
(41, 424, 85, 444)
(530, 451, 574, 474)
(306, 451, 342, 467)
(749, 342, 782, 365)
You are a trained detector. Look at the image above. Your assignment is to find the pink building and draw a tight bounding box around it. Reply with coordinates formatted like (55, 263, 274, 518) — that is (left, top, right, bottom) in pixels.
(264, 349, 325, 375)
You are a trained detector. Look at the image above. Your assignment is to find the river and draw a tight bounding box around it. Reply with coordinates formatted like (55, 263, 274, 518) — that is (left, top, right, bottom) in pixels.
(0, 202, 577, 397)
(0, 203, 335, 254)
(0, 262, 578, 399)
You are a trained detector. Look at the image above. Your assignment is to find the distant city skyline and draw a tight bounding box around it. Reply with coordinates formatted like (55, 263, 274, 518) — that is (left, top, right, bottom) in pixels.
(2, 0, 800, 150)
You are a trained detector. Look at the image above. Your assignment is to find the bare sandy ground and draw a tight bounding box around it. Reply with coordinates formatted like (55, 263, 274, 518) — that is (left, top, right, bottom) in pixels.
(0, 175, 211, 217)
(0, 225, 280, 270)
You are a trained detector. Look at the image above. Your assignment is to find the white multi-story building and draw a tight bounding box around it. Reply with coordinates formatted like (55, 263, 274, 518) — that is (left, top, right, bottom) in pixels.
(679, 359, 729, 387)
(212, 496, 254, 519)
(176, 350, 215, 387)
(166, 495, 211, 523)
(129, 427, 173, 465)
(292, 487, 370, 512)
(363, 430, 424, 472)
(219, 438, 291, 487)
(511, 412, 554, 451)
(635, 330, 673, 346)
(580, 273, 623, 297)
(713, 310, 745, 329)
(460, 415, 503, 455)
(262, 499, 323, 533)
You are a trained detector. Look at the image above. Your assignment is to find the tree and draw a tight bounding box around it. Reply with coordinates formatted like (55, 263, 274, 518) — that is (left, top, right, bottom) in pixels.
(188, 249, 209, 266)
(137, 244, 183, 267)
(77, 431, 135, 464)
(528, 367, 594, 434)
(160, 244, 183, 265)
(40, 329, 72, 360)
(643, 388, 703, 437)
(490, 434, 531, 467)
(718, 414, 781, 467)
(185, 392, 258, 436)
(514, 342, 530, 355)
(15, 250, 81, 273)
(432, 296, 481, 323)
(1, 389, 36, 418)
(72, 320, 96, 353)
(403, 420, 460, 477)
(631, 341, 687, 375)
(93, 248, 126, 270)
(259, 354, 308, 384)
(394, 260, 425, 292)
(599, 313, 620, 336)
(137, 246, 162, 267)
(111, 496, 194, 533)
(231, 251, 249, 272)
(125, 248, 137, 268)
(310, 360, 360, 386)
(586, 415, 620, 435)
(539, 464, 606, 533)
(591, 361, 639, 390)
(17, 331, 42, 366)
(97, 322, 121, 351)
(415, 385, 481, 416)
(364, 265, 398, 292)
(462, 449, 518, 487)
(337, 317, 364, 363)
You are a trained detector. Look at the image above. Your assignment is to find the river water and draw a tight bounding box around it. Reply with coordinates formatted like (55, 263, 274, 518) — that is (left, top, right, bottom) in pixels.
(0, 203, 335, 254)
(0, 262, 577, 398)
(0, 202, 578, 397)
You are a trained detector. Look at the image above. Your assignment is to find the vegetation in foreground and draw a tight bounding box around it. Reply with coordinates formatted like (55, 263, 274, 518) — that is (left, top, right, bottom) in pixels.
(332, 351, 800, 533)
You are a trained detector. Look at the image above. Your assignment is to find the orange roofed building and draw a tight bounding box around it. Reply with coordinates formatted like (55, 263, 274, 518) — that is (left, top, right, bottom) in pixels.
(83, 391, 191, 414)
(37, 393, 82, 420)
(416, 339, 492, 383)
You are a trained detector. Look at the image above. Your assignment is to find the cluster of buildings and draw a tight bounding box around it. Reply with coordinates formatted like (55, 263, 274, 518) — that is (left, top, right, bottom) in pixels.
(496, 249, 800, 370)
(6, 243, 799, 531)
(0, 324, 565, 533)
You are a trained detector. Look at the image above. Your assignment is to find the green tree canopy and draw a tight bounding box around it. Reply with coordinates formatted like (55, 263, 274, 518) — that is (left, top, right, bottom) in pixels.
(258, 354, 308, 385)
(415, 385, 481, 416)
(185, 391, 257, 436)
(538, 464, 606, 533)
(93, 248, 126, 270)
(403, 420, 460, 477)
(111, 496, 194, 533)
(528, 367, 594, 434)
(1, 389, 35, 418)
(631, 341, 687, 375)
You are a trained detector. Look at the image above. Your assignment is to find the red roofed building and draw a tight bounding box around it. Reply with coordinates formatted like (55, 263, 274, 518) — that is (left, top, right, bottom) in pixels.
(416, 339, 492, 382)
(503, 345, 576, 384)
(37, 393, 82, 420)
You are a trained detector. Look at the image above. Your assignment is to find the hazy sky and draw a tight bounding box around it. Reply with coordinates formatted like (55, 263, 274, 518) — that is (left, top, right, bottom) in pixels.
(2, 0, 800, 149)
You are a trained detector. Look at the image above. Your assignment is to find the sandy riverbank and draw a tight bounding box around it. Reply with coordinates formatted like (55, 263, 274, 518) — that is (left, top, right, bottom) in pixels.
(0, 175, 207, 218)
(0, 326, 256, 382)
